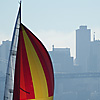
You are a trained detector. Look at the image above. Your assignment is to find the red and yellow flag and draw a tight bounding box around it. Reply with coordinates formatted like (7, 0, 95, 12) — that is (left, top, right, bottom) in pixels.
(13, 24, 54, 100)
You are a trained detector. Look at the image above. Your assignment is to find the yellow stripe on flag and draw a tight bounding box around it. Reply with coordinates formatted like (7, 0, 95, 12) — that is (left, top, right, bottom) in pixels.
(28, 96, 53, 100)
(22, 26, 48, 98)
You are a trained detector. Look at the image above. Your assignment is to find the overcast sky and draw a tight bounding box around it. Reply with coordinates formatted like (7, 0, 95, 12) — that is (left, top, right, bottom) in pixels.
(0, 0, 100, 57)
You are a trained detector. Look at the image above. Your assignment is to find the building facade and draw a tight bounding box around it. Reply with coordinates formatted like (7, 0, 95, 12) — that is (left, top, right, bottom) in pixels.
(0, 40, 11, 74)
(0, 40, 11, 100)
(88, 40, 100, 72)
(49, 45, 74, 73)
(76, 26, 91, 72)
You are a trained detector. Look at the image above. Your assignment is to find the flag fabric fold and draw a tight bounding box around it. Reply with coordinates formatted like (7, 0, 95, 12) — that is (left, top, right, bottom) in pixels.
(13, 24, 54, 100)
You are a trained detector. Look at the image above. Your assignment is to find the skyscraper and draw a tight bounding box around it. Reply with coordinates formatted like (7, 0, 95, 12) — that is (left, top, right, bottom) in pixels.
(0, 40, 11, 100)
(49, 45, 73, 73)
(0, 40, 11, 74)
(88, 39, 100, 72)
(76, 26, 91, 72)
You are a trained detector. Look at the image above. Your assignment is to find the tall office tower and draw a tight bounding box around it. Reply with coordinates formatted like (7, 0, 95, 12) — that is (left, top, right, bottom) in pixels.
(0, 40, 11, 100)
(76, 26, 91, 72)
(88, 39, 100, 72)
(49, 45, 73, 73)
(0, 40, 11, 74)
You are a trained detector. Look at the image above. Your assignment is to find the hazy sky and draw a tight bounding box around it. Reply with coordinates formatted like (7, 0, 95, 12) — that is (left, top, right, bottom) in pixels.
(0, 0, 100, 57)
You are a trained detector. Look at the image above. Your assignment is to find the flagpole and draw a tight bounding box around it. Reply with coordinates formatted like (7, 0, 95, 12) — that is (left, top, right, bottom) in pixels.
(20, 0, 21, 25)
(3, 1, 22, 100)
(19, 1, 21, 99)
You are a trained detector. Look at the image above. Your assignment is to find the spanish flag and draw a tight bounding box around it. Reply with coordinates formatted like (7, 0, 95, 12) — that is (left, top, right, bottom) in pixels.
(13, 24, 54, 100)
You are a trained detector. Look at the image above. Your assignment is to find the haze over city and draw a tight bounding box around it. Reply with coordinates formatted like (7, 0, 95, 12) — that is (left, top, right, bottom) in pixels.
(0, 25, 100, 100)
(0, 0, 100, 100)
(0, 0, 100, 57)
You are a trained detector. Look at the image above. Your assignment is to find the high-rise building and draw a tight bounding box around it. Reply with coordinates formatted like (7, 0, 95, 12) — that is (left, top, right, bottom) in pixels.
(0, 40, 11, 74)
(88, 39, 100, 72)
(0, 40, 11, 100)
(49, 45, 73, 73)
(76, 26, 91, 72)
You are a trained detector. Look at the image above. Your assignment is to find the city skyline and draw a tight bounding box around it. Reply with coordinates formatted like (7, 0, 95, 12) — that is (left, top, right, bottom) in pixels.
(0, 25, 100, 100)
(0, 25, 99, 58)
(1, 0, 100, 58)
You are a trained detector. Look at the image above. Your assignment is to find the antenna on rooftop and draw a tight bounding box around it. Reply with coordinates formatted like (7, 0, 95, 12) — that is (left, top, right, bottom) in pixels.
(93, 32, 95, 41)
(52, 45, 54, 51)
(19, 0, 22, 4)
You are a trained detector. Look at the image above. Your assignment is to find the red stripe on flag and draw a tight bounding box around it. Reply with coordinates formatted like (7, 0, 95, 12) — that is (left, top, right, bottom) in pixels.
(20, 27, 35, 99)
(22, 24, 54, 97)
(13, 29, 21, 100)
(20, 30, 27, 99)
